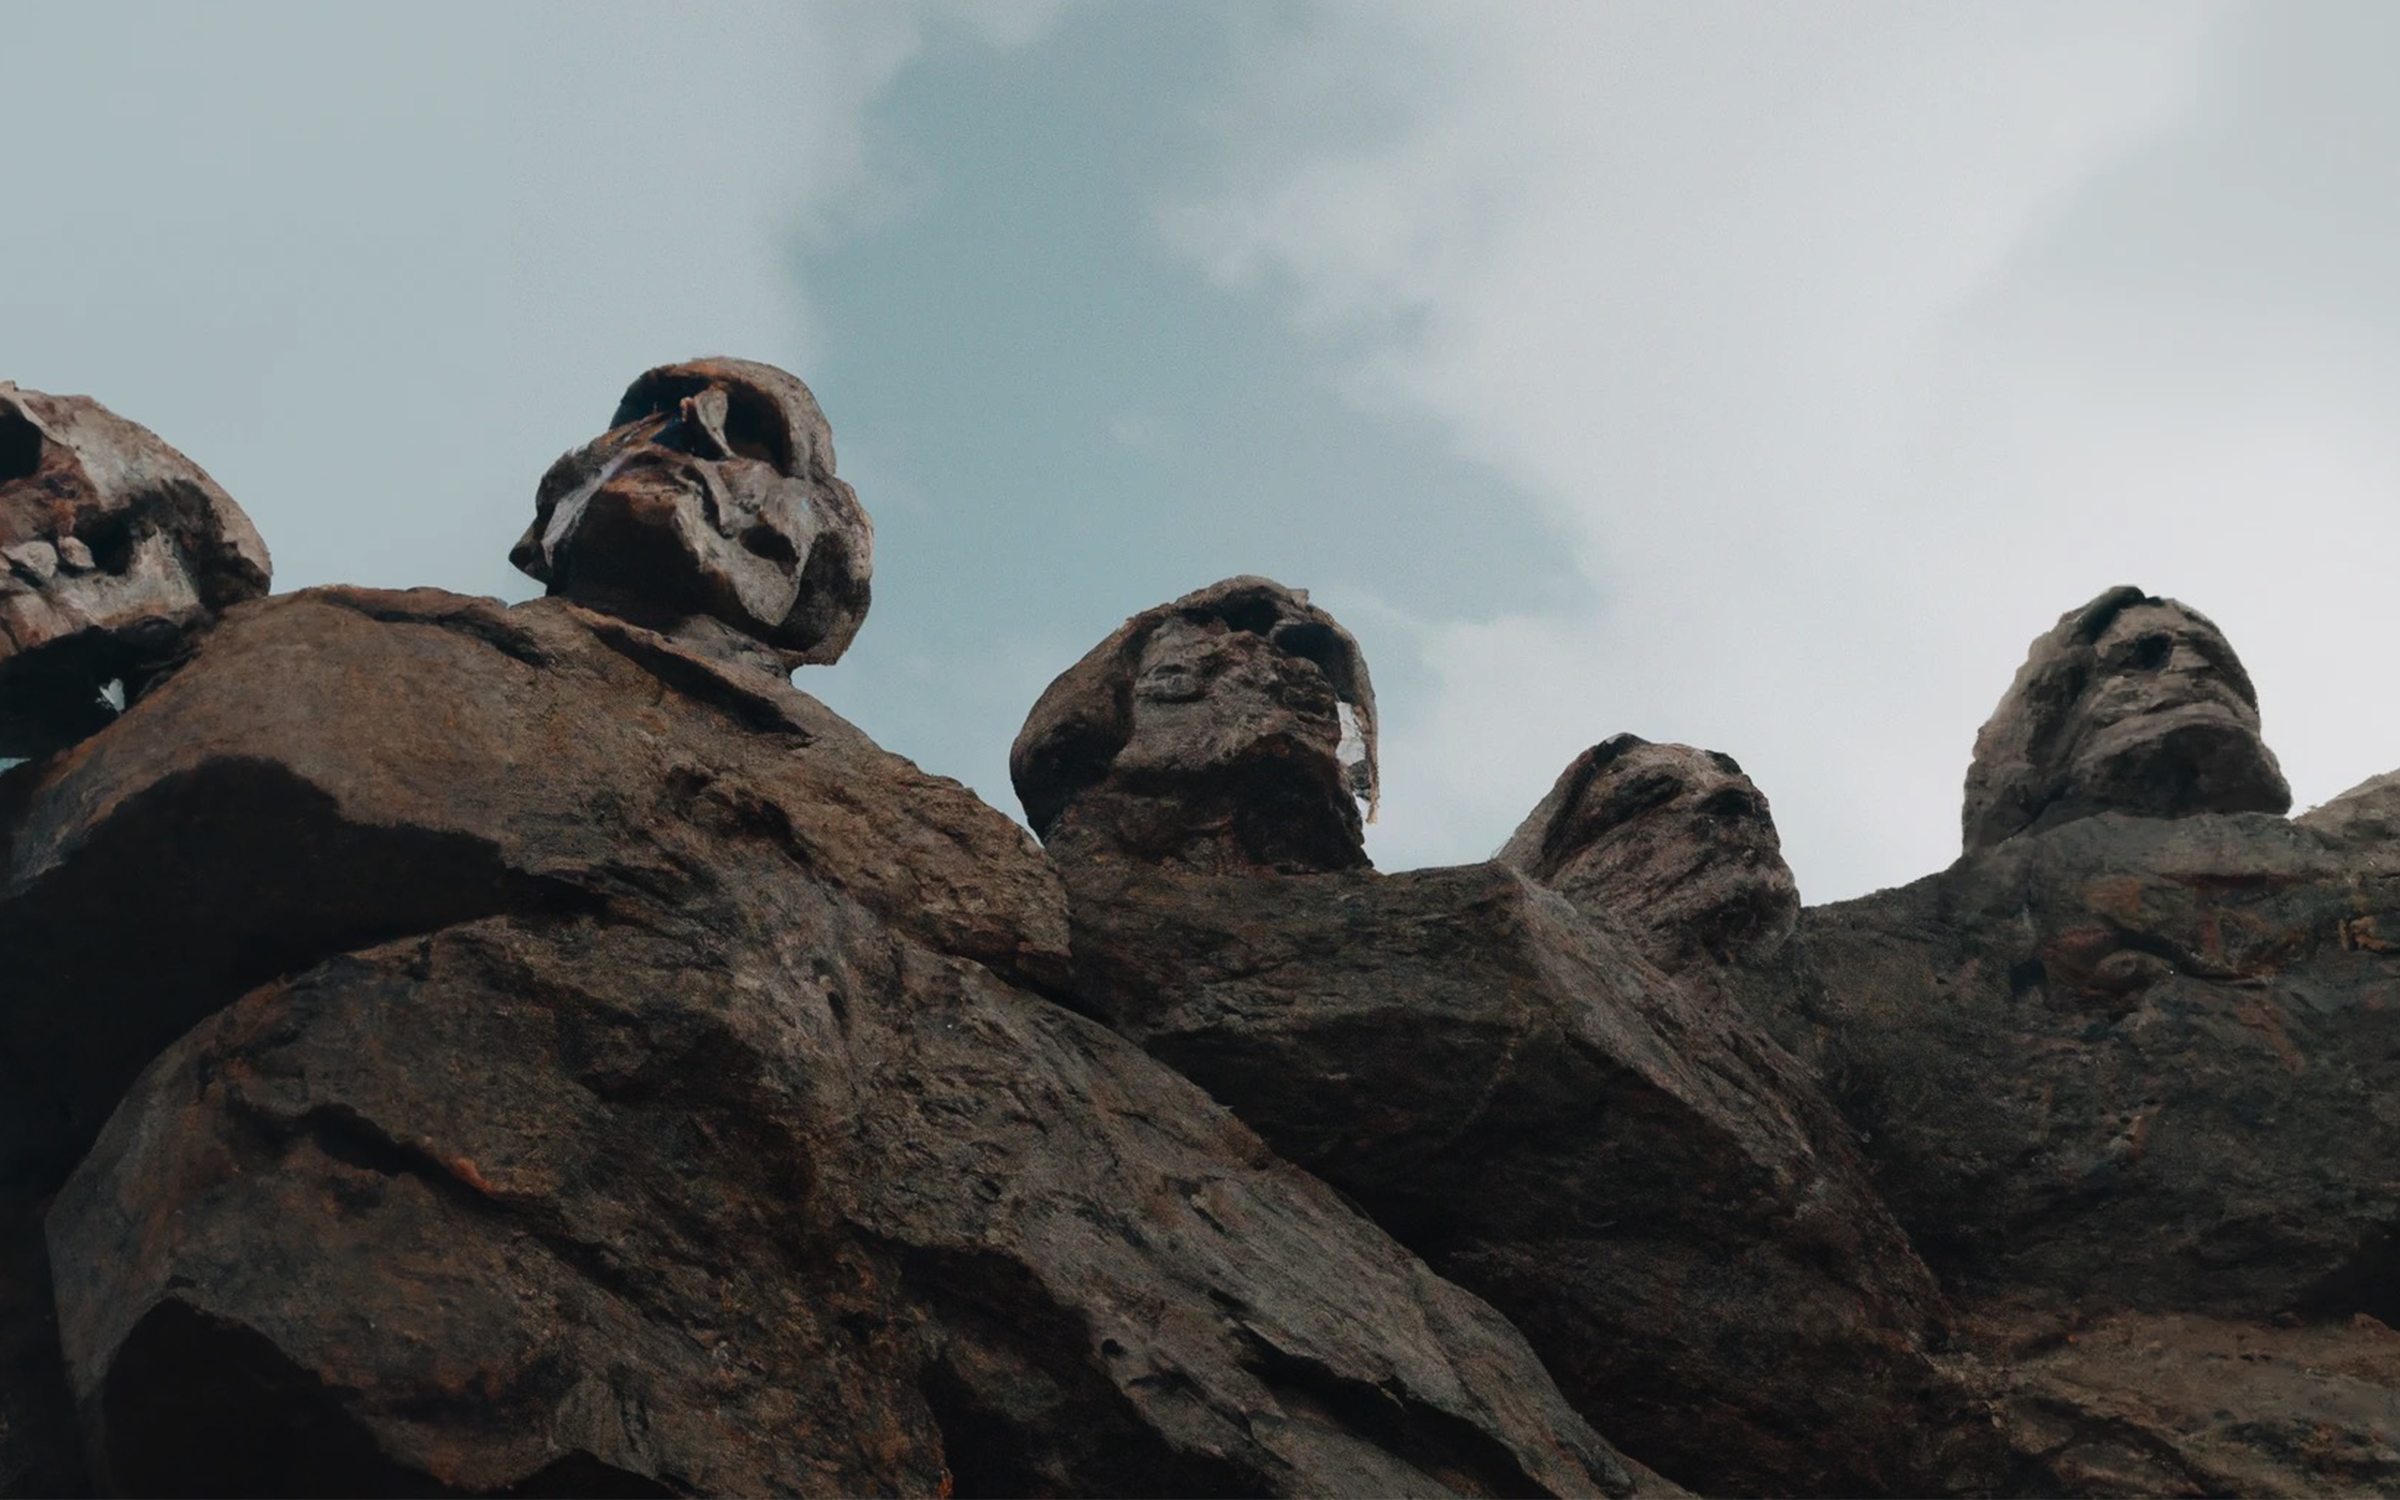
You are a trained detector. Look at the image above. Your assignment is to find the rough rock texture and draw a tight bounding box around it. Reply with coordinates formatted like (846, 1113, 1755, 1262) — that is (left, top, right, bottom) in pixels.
(1783, 591, 2400, 1492)
(1962, 586, 2290, 852)
(1024, 592, 2002, 1495)
(6, 586, 1647, 1498)
(1011, 576, 1375, 875)
(1056, 854, 2005, 1496)
(1497, 735, 1800, 971)
(12, 370, 2400, 1499)
(511, 358, 873, 666)
(0, 383, 270, 759)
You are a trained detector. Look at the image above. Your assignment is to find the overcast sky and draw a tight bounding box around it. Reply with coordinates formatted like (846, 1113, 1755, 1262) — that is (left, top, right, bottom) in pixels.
(7, 1, 2394, 902)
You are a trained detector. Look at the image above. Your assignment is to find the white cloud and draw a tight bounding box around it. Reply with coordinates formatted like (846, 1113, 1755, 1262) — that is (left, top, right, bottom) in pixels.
(1165, 1, 2400, 900)
(0, 1, 1055, 604)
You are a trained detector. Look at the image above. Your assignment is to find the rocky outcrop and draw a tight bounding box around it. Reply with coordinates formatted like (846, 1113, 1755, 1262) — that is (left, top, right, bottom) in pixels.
(0, 373, 1653, 1498)
(1783, 590, 2400, 1494)
(7, 363, 2399, 1500)
(1024, 583, 2004, 1495)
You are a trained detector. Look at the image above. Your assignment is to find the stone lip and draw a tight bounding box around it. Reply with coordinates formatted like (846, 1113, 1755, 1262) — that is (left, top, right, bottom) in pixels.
(1962, 585, 2290, 852)
(1011, 575, 1376, 875)
(0, 384, 270, 760)
(511, 357, 872, 666)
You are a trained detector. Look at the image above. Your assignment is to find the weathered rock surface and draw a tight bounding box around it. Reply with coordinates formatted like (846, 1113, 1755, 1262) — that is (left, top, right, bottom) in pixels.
(1012, 576, 1376, 875)
(1056, 854, 2004, 1496)
(11, 371, 2400, 1500)
(1024, 589, 2002, 1495)
(1497, 735, 1800, 973)
(1787, 593, 2400, 1490)
(512, 358, 873, 666)
(8, 585, 1649, 1497)
(0, 384, 270, 759)
(1961, 586, 2290, 852)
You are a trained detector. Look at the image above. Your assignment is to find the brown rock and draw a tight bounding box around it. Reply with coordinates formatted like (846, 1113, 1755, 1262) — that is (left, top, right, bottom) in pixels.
(13, 585, 1650, 1497)
(1962, 586, 2290, 852)
(1497, 734, 1800, 971)
(1011, 576, 1375, 875)
(1032, 591, 2002, 1495)
(0, 384, 270, 759)
(511, 358, 872, 665)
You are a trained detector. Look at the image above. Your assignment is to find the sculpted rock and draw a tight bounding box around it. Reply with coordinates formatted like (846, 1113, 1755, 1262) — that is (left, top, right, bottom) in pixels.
(1497, 734, 1799, 971)
(1011, 576, 1375, 874)
(7, 587, 1645, 1496)
(1962, 586, 2290, 851)
(1036, 594, 2001, 1495)
(0, 384, 270, 759)
(1791, 798, 2400, 1489)
(510, 358, 872, 665)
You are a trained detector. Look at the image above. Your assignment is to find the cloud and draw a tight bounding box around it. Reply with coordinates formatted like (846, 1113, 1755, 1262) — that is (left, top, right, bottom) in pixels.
(1163, 0, 2400, 900)
(0, 1, 1056, 606)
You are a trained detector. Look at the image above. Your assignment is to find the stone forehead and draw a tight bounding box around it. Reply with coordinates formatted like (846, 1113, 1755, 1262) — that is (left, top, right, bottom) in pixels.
(611, 357, 837, 481)
(1010, 576, 1377, 837)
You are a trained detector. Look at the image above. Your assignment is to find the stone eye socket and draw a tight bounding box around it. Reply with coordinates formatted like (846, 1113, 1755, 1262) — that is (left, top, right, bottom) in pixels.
(1697, 787, 1759, 822)
(1595, 770, 1684, 829)
(2129, 634, 2172, 672)
(0, 410, 43, 483)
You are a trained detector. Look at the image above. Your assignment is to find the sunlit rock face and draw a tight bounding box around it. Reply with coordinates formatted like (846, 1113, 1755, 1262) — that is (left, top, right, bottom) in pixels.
(1962, 586, 2290, 852)
(1011, 575, 1377, 875)
(1498, 734, 1800, 970)
(511, 357, 873, 666)
(0, 384, 270, 759)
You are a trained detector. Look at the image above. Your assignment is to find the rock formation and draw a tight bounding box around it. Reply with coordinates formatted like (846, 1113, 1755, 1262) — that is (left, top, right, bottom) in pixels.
(1496, 734, 1800, 971)
(0, 371, 1643, 1498)
(1961, 585, 2291, 852)
(1011, 575, 1376, 875)
(0, 383, 270, 760)
(4, 362, 2398, 1498)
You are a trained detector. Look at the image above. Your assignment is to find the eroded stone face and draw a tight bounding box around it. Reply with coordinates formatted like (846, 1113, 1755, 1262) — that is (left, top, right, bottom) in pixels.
(511, 358, 872, 665)
(1963, 587, 2289, 851)
(1499, 734, 1800, 966)
(0, 384, 271, 759)
(1011, 576, 1375, 874)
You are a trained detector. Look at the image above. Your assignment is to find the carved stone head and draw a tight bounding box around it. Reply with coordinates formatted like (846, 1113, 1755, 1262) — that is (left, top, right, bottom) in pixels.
(1011, 576, 1376, 874)
(1963, 586, 2289, 851)
(1498, 734, 1800, 966)
(511, 358, 871, 665)
(0, 384, 271, 759)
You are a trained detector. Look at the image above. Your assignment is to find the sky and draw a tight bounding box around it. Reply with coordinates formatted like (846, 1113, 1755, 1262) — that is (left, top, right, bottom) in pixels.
(6, 0, 2396, 903)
